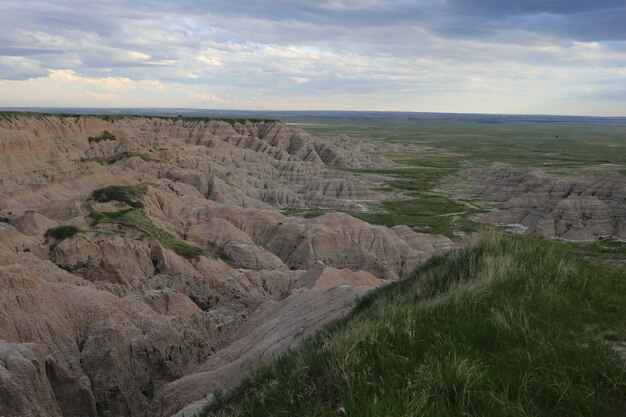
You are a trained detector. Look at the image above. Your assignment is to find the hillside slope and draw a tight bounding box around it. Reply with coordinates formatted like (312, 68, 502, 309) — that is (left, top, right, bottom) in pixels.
(203, 232, 626, 417)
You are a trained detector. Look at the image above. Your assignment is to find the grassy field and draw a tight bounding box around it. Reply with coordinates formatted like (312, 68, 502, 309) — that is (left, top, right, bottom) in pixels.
(294, 119, 626, 238)
(302, 119, 626, 174)
(202, 231, 626, 417)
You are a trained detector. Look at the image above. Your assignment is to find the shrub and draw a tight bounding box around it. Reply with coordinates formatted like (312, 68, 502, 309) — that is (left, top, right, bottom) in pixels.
(92, 184, 148, 208)
(88, 130, 116, 144)
(45, 225, 81, 240)
(189, 294, 214, 311)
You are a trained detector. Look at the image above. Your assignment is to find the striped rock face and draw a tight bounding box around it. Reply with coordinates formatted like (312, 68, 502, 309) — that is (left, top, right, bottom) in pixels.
(0, 115, 452, 417)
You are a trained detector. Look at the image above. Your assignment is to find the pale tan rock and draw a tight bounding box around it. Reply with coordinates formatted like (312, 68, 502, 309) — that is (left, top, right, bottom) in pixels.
(0, 115, 451, 417)
(11, 211, 58, 237)
(465, 168, 626, 241)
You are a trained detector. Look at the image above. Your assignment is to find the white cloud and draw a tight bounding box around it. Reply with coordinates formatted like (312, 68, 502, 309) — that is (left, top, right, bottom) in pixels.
(0, 0, 625, 115)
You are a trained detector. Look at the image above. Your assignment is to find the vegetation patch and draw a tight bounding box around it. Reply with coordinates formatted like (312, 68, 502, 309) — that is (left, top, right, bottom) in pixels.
(281, 207, 333, 219)
(90, 208, 205, 259)
(224, 260, 261, 270)
(189, 294, 214, 311)
(92, 184, 148, 208)
(203, 231, 626, 417)
(351, 195, 486, 238)
(88, 130, 117, 144)
(45, 225, 82, 241)
(80, 156, 108, 165)
(0, 216, 8, 223)
(108, 151, 161, 163)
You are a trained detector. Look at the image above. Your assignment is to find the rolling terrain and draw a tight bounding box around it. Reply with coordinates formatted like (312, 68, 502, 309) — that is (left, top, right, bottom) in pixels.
(0, 111, 625, 417)
(0, 113, 452, 417)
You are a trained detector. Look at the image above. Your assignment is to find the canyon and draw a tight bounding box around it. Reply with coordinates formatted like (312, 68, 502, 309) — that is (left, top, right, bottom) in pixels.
(0, 114, 453, 417)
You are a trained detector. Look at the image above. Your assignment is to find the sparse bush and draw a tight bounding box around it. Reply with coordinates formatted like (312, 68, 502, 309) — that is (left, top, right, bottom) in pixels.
(108, 151, 160, 164)
(92, 184, 148, 208)
(88, 130, 116, 144)
(0, 216, 8, 223)
(45, 225, 81, 240)
(189, 294, 213, 311)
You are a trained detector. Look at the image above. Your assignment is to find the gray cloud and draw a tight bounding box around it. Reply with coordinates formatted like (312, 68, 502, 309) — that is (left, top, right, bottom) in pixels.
(0, 0, 625, 114)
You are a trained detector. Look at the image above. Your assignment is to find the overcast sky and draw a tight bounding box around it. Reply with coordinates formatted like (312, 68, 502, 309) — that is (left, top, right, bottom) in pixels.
(1, 0, 625, 115)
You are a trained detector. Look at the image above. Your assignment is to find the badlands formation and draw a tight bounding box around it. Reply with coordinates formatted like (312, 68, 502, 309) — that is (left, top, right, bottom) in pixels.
(0, 115, 453, 417)
(465, 167, 626, 241)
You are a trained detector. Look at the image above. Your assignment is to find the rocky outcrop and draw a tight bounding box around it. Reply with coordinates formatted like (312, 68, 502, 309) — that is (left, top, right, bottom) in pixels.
(465, 168, 626, 240)
(0, 259, 223, 417)
(0, 114, 451, 417)
(154, 283, 376, 417)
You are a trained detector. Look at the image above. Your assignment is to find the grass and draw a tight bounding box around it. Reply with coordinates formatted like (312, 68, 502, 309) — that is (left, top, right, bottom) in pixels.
(92, 184, 148, 208)
(281, 207, 335, 219)
(351, 195, 485, 237)
(0, 216, 8, 223)
(90, 208, 205, 259)
(224, 260, 262, 270)
(45, 225, 82, 240)
(301, 119, 626, 176)
(108, 151, 161, 163)
(202, 231, 626, 417)
(88, 130, 116, 144)
(299, 119, 626, 238)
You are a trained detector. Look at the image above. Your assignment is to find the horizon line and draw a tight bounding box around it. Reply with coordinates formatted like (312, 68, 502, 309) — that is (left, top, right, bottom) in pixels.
(1, 106, 625, 119)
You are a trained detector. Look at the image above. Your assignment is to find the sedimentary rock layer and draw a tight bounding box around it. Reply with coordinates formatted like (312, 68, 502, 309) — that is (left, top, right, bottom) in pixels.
(465, 167, 626, 240)
(0, 115, 451, 417)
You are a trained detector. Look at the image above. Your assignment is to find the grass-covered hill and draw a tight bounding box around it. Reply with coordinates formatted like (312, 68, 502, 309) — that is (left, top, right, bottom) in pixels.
(202, 231, 626, 417)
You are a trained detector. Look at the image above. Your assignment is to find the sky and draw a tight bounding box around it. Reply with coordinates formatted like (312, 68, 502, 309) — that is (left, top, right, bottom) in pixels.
(1, 0, 625, 116)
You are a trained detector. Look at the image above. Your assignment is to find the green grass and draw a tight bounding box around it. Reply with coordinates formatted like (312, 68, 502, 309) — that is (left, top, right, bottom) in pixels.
(90, 208, 205, 259)
(301, 119, 626, 175)
(45, 225, 82, 240)
(300, 119, 626, 238)
(202, 231, 626, 417)
(92, 184, 148, 208)
(351, 195, 485, 237)
(88, 130, 116, 144)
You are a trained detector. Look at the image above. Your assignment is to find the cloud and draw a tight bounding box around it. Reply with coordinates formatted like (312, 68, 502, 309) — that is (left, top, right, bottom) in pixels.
(0, 0, 625, 115)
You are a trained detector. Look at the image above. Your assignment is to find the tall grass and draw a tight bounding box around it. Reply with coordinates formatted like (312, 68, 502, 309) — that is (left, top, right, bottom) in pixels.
(203, 231, 626, 417)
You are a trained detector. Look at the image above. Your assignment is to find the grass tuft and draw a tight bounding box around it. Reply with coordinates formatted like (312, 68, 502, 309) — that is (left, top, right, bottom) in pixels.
(45, 225, 82, 240)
